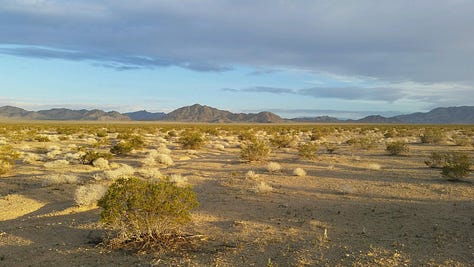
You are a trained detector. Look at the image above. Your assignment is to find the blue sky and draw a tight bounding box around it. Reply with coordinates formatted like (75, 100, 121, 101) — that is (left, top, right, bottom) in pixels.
(1, 1, 473, 119)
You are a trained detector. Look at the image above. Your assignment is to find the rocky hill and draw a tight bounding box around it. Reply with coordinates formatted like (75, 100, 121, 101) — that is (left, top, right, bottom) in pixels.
(393, 106, 474, 124)
(163, 104, 284, 123)
(0, 107, 130, 121)
(123, 110, 166, 121)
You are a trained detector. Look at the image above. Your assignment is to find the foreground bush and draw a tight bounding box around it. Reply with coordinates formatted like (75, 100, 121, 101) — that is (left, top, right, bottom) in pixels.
(441, 152, 471, 181)
(97, 177, 199, 251)
(178, 131, 206, 149)
(386, 141, 409, 156)
(0, 145, 21, 175)
(80, 150, 113, 165)
(298, 143, 318, 160)
(240, 140, 271, 162)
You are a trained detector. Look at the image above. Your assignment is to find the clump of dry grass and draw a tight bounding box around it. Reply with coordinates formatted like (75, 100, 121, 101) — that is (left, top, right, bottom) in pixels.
(104, 164, 135, 181)
(41, 174, 79, 186)
(92, 158, 110, 169)
(44, 159, 70, 169)
(74, 183, 108, 206)
(252, 181, 273, 193)
(245, 170, 259, 179)
(137, 167, 162, 179)
(266, 162, 282, 173)
(156, 153, 174, 166)
(170, 174, 188, 187)
(293, 167, 307, 176)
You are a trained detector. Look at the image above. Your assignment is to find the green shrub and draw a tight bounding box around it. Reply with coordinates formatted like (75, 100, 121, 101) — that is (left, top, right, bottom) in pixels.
(386, 141, 409, 156)
(238, 130, 257, 142)
(110, 142, 134, 155)
(240, 140, 271, 162)
(441, 152, 471, 181)
(270, 134, 294, 148)
(97, 177, 199, 251)
(298, 142, 319, 160)
(0, 145, 21, 175)
(80, 150, 113, 165)
(178, 131, 206, 149)
(346, 137, 377, 150)
(96, 129, 108, 138)
(34, 135, 50, 142)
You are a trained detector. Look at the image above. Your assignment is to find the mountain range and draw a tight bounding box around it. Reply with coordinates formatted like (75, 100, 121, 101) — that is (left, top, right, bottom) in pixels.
(0, 104, 473, 124)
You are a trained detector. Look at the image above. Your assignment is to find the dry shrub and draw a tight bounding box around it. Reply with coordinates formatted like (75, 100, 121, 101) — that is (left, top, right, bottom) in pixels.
(266, 162, 282, 173)
(293, 167, 307, 176)
(41, 174, 78, 186)
(178, 131, 206, 149)
(44, 159, 70, 169)
(137, 168, 162, 179)
(252, 181, 273, 193)
(157, 153, 174, 166)
(385, 141, 409, 156)
(97, 177, 199, 252)
(169, 174, 188, 187)
(245, 170, 259, 179)
(441, 152, 471, 181)
(74, 183, 108, 206)
(0, 145, 21, 175)
(104, 164, 135, 181)
(93, 158, 110, 169)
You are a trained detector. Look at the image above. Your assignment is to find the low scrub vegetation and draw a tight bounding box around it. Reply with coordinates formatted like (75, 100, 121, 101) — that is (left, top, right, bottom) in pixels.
(178, 131, 206, 149)
(441, 152, 471, 181)
(297, 142, 318, 160)
(97, 177, 199, 252)
(240, 139, 271, 162)
(386, 141, 409, 156)
(0, 145, 21, 175)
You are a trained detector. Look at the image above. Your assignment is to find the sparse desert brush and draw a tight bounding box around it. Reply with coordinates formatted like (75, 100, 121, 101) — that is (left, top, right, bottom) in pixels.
(425, 152, 447, 168)
(270, 134, 294, 148)
(297, 142, 318, 160)
(96, 129, 108, 138)
(240, 139, 271, 162)
(80, 150, 113, 165)
(33, 135, 50, 142)
(420, 130, 445, 144)
(293, 167, 306, 176)
(74, 183, 108, 206)
(169, 174, 188, 187)
(104, 164, 135, 181)
(178, 131, 206, 149)
(110, 141, 134, 155)
(266, 162, 282, 173)
(325, 144, 338, 154)
(452, 135, 471, 146)
(245, 170, 259, 179)
(212, 143, 225, 150)
(346, 137, 377, 150)
(97, 177, 199, 252)
(41, 173, 79, 186)
(252, 181, 273, 193)
(44, 159, 70, 169)
(386, 141, 409, 156)
(23, 152, 41, 164)
(137, 167, 162, 179)
(238, 130, 257, 142)
(441, 152, 471, 181)
(157, 145, 171, 155)
(156, 153, 174, 166)
(0, 145, 21, 175)
(93, 158, 110, 169)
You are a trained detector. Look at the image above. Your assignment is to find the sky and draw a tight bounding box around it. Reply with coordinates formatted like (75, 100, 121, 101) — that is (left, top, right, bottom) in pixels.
(1, 0, 473, 119)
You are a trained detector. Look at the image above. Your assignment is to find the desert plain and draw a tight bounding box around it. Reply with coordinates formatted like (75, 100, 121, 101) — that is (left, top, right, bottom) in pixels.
(0, 122, 473, 266)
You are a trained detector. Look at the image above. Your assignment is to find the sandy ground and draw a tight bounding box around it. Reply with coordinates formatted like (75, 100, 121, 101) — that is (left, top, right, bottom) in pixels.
(0, 125, 473, 266)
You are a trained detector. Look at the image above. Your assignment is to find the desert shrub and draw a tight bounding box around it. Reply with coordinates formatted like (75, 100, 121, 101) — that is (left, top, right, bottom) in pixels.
(80, 150, 113, 165)
(74, 183, 108, 206)
(41, 174, 78, 186)
(238, 131, 256, 142)
(452, 135, 471, 146)
(240, 140, 271, 162)
(93, 158, 110, 169)
(110, 142, 134, 155)
(266, 162, 282, 173)
(325, 144, 338, 154)
(44, 159, 69, 168)
(297, 142, 318, 160)
(33, 135, 50, 142)
(420, 130, 444, 144)
(385, 141, 409, 156)
(245, 170, 258, 179)
(270, 134, 294, 149)
(293, 167, 306, 176)
(441, 152, 471, 181)
(425, 152, 446, 168)
(346, 137, 377, 150)
(169, 174, 188, 187)
(252, 181, 273, 193)
(0, 145, 21, 175)
(97, 177, 199, 251)
(178, 131, 206, 149)
(103, 164, 135, 181)
(156, 153, 174, 166)
(96, 129, 108, 138)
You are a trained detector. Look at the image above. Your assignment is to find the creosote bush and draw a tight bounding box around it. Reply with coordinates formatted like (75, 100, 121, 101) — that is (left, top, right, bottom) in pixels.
(425, 152, 446, 168)
(297, 142, 318, 160)
(240, 139, 271, 162)
(420, 130, 444, 144)
(386, 141, 409, 156)
(0, 145, 21, 175)
(97, 177, 199, 251)
(441, 152, 471, 181)
(270, 134, 294, 148)
(178, 131, 206, 149)
(80, 150, 113, 165)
